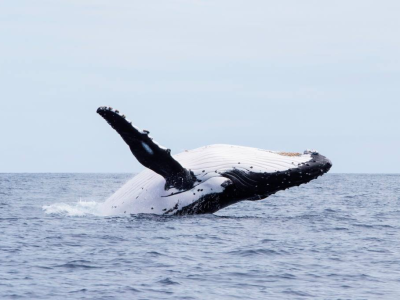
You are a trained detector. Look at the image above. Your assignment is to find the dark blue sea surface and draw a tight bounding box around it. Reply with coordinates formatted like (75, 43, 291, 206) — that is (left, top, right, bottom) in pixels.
(1, 174, 399, 299)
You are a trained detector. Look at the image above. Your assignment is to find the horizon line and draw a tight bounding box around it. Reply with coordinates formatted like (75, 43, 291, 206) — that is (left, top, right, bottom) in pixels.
(1, 172, 399, 175)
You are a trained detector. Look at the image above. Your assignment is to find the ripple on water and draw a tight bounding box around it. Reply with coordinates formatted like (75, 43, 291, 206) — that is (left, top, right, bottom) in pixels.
(227, 248, 287, 257)
(157, 278, 180, 285)
(55, 260, 101, 270)
(1, 174, 400, 300)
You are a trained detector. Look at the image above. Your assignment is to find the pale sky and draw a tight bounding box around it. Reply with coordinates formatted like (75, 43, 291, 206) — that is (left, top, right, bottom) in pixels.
(1, 0, 399, 173)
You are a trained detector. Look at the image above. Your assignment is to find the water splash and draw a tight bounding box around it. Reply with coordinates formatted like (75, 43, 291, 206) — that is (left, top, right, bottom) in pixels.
(42, 200, 104, 216)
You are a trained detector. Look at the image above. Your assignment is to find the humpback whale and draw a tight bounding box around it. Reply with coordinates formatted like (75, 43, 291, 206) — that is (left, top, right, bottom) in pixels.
(97, 106, 332, 216)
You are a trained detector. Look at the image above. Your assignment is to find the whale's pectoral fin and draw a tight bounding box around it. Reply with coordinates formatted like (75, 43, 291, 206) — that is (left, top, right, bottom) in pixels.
(97, 106, 196, 190)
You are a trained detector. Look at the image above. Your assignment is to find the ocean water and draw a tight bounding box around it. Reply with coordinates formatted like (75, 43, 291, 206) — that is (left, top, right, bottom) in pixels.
(1, 174, 399, 300)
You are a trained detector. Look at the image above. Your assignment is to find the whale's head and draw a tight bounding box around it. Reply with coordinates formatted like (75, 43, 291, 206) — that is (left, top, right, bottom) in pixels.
(218, 150, 332, 201)
(168, 146, 332, 214)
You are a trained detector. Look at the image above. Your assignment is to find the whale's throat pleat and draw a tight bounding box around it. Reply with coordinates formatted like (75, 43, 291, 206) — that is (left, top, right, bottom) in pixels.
(97, 107, 196, 190)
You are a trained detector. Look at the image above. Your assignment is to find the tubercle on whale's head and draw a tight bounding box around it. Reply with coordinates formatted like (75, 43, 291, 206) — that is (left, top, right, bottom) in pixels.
(306, 152, 332, 172)
(303, 149, 320, 155)
(292, 152, 332, 177)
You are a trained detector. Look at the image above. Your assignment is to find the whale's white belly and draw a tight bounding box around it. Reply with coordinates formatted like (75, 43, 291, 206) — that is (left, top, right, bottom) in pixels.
(99, 144, 312, 215)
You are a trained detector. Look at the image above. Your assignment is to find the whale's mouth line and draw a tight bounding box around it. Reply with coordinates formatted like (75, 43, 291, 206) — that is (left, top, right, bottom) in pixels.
(160, 175, 225, 198)
(160, 189, 191, 198)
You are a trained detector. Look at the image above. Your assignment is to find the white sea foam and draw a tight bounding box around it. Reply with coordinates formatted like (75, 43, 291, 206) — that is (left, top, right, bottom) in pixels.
(42, 200, 104, 216)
